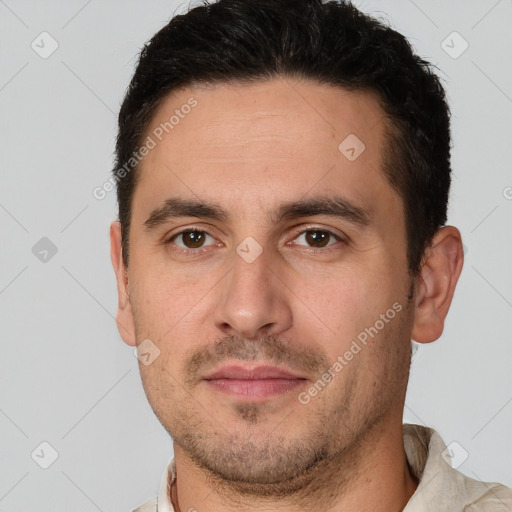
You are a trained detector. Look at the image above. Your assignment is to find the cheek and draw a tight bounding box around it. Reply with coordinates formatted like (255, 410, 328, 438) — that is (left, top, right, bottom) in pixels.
(292, 262, 406, 360)
(130, 269, 217, 382)
(294, 268, 381, 332)
(138, 359, 183, 427)
(130, 266, 214, 334)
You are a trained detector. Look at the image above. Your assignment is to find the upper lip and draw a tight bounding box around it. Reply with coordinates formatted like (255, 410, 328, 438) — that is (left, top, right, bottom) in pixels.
(203, 364, 305, 380)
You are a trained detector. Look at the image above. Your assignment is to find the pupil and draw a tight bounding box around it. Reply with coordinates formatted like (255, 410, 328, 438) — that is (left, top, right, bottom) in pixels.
(306, 231, 329, 247)
(184, 231, 204, 248)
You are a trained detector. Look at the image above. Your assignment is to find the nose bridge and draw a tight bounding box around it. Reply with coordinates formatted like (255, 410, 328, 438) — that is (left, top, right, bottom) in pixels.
(213, 245, 292, 339)
(233, 248, 278, 305)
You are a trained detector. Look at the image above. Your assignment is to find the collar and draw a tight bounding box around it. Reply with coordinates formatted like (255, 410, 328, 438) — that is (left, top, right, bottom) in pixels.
(157, 457, 176, 512)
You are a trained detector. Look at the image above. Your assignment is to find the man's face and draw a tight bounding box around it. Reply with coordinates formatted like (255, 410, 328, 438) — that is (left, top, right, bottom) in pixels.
(116, 78, 416, 487)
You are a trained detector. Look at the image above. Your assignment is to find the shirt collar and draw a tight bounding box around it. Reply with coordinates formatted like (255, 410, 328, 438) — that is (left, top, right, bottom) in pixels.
(402, 423, 466, 511)
(402, 423, 502, 511)
(157, 458, 176, 512)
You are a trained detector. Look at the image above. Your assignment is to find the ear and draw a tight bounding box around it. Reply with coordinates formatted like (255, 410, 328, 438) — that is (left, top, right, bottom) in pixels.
(110, 220, 137, 346)
(411, 225, 464, 344)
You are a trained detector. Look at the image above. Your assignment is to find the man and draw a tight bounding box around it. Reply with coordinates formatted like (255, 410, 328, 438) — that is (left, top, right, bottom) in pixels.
(109, 0, 512, 510)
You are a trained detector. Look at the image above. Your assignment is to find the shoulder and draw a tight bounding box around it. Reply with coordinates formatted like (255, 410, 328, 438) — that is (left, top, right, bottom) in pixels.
(131, 496, 158, 512)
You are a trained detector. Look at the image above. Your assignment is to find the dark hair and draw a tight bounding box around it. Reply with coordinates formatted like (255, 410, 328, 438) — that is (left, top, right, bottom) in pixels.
(113, 0, 451, 276)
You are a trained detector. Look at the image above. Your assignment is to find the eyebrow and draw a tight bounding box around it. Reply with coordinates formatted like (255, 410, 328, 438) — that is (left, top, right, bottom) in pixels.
(143, 195, 371, 232)
(274, 196, 371, 228)
(144, 197, 228, 231)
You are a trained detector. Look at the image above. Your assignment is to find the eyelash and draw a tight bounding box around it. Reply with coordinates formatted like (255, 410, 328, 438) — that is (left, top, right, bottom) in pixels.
(164, 226, 347, 255)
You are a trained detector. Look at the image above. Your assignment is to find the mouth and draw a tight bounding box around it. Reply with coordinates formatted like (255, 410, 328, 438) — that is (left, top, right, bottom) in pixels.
(202, 364, 308, 401)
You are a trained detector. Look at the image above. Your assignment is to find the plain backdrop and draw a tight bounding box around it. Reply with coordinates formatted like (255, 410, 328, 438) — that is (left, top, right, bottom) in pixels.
(1, 1, 511, 510)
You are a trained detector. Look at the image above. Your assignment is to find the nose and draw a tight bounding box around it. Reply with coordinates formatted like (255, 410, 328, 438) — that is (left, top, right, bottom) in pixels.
(213, 248, 293, 340)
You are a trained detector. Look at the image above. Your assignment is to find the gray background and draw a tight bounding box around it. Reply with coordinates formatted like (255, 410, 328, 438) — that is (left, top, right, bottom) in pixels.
(1, 0, 511, 510)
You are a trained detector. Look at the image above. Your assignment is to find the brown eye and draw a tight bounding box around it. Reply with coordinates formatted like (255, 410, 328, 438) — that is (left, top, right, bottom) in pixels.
(173, 230, 212, 249)
(293, 229, 340, 249)
(304, 230, 331, 247)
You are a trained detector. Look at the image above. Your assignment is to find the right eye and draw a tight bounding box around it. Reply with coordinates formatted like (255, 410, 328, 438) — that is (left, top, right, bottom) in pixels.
(168, 230, 216, 250)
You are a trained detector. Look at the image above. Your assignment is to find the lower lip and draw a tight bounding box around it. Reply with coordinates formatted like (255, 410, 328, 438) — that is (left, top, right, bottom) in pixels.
(205, 378, 305, 400)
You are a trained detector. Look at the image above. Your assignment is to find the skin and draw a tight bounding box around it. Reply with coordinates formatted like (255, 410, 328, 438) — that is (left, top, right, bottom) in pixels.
(110, 77, 464, 512)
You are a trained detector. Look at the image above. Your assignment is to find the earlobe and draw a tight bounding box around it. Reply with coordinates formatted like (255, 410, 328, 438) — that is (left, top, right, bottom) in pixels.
(110, 221, 137, 346)
(411, 226, 464, 344)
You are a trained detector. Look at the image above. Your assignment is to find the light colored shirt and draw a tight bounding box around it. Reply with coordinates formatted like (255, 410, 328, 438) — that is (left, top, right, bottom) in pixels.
(132, 424, 512, 511)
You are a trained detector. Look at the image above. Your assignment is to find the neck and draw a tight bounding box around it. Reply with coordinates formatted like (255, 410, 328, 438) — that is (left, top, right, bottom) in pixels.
(171, 419, 418, 512)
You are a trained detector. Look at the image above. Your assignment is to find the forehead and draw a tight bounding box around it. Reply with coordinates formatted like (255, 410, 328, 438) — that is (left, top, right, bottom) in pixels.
(133, 77, 397, 222)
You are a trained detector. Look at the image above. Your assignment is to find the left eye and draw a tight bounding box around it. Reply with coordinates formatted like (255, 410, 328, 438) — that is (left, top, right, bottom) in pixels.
(171, 230, 215, 249)
(293, 230, 340, 248)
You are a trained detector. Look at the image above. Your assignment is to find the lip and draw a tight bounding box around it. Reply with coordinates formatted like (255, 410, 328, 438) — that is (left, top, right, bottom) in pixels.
(203, 364, 307, 401)
(204, 364, 303, 380)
